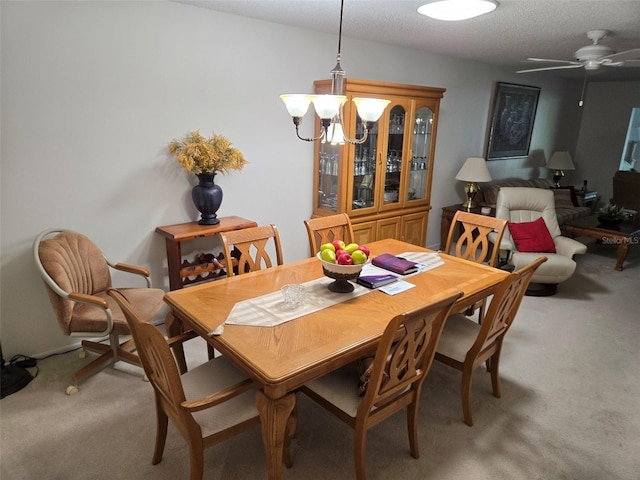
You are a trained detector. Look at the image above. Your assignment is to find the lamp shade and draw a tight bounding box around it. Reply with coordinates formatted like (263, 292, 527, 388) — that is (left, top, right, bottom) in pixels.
(353, 98, 392, 122)
(280, 94, 312, 117)
(546, 151, 575, 170)
(455, 157, 492, 182)
(309, 95, 347, 120)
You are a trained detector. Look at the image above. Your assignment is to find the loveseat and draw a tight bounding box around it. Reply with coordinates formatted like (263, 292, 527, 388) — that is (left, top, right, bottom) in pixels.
(476, 178, 591, 226)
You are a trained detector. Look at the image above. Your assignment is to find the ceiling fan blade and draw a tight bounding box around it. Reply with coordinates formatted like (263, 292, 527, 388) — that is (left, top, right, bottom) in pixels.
(525, 58, 582, 65)
(601, 48, 640, 61)
(516, 64, 584, 74)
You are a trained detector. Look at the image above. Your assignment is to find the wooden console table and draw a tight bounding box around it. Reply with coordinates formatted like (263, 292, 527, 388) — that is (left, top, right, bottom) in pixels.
(155, 216, 257, 290)
(440, 204, 495, 249)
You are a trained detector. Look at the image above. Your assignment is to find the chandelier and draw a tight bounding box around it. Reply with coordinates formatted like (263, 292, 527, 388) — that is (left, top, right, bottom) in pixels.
(280, 0, 390, 145)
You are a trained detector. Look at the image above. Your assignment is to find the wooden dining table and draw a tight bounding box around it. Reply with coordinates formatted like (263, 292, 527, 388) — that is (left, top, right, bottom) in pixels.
(164, 238, 509, 479)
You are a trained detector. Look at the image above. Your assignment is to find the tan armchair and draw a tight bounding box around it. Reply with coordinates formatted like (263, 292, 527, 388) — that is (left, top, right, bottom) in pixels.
(494, 187, 587, 295)
(33, 229, 193, 394)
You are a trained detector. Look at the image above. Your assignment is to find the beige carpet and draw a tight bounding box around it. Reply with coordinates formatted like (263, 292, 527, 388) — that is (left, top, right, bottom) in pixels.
(1, 239, 638, 480)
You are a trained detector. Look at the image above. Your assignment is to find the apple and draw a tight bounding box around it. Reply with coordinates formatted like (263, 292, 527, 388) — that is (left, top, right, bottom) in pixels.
(337, 254, 353, 265)
(320, 242, 336, 253)
(332, 240, 346, 251)
(335, 249, 348, 258)
(320, 249, 337, 263)
(357, 245, 370, 257)
(350, 249, 367, 265)
(344, 243, 359, 254)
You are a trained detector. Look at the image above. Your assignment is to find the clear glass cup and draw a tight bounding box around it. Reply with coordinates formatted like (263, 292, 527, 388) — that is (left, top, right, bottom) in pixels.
(281, 284, 306, 307)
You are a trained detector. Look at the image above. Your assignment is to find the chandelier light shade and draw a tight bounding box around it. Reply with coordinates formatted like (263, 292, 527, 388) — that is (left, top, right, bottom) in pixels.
(280, 0, 390, 144)
(417, 0, 498, 21)
(455, 156, 492, 210)
(546, 151, 575, 187)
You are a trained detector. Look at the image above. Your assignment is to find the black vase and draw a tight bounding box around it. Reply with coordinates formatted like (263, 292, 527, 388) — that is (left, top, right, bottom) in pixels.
(192, 174, 223, 225)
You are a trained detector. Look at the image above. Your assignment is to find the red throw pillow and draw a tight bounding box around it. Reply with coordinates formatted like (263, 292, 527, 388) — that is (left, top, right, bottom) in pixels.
(507, 217, 556, 253)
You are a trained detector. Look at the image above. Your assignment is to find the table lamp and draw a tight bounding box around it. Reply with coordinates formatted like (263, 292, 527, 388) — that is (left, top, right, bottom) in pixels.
(546, 151, 575, 187)
(455, 157, 492, 210)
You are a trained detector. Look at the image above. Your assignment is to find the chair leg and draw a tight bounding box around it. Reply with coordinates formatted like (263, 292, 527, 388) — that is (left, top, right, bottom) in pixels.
(407, 398, 420, 459)
(152, 401, 168, 465)
(490, 350, 502, 399)
(188, 439, 205, 480)
(353, 426, 368, 480)
(461, 367, 474, 427)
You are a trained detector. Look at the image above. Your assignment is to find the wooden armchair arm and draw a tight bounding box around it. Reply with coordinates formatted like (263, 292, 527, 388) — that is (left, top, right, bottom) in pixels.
(68, 292, 109, 309)
(107, 261, 152, 287)
(180, 378, 255, 413)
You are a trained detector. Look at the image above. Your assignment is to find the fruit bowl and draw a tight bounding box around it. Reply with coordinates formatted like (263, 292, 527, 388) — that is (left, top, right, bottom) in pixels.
(316, 252, 367, 293)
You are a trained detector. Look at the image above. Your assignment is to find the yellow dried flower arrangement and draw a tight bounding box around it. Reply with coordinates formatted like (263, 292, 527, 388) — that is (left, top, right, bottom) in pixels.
(168, 130, 247, 175)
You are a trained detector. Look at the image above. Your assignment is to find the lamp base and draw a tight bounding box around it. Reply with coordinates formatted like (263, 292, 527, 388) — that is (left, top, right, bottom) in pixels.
(552, 170, 565, 188)
(462, 182, 480, 210)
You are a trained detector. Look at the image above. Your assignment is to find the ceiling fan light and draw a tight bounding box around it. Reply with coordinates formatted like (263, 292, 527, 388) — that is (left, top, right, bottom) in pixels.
(353, 98, 392, 122)
(417, 0, 498, 21)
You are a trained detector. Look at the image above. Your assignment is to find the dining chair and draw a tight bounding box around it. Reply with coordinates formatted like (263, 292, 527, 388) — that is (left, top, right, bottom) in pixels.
(304, 213, 355, 256)
(444, 210, 508, 322)
(33, 228, 196, 394)
(300, 291, 462, 480)
(434, 256, 547, 426)
(107, 288, 295, 480)
(219, 224, 283, 276)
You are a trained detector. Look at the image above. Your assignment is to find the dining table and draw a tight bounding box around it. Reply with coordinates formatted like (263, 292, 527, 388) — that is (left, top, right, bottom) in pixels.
(163, 238, 509, 479)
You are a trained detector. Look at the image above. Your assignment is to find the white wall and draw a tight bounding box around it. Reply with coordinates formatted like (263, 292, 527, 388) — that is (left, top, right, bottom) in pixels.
(0, 1, 584, 358)
(574, 81, 640, 203)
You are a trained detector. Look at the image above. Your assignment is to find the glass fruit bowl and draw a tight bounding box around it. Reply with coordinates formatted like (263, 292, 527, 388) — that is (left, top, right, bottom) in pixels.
(316, 252, 367, 293)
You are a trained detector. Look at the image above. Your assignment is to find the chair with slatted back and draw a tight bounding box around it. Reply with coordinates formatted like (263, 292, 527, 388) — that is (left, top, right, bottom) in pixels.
(300, 291, 462, 480)
(304, 213, 355, 256)
(107, 288, 297, 480)
(33, 228, 196, 394)
(219, 224, 283, 277)
(444, 211, 508, 322)
(434, 256, 547, 426)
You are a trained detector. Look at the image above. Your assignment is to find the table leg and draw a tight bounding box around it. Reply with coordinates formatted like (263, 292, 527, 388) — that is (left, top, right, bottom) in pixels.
(165, 238, 183, 290)
(615, 243, 629, 271)
(255, 390, 296, 480)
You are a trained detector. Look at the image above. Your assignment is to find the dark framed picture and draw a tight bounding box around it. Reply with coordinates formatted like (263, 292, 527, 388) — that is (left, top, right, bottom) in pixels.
(485, 82, 540, 160)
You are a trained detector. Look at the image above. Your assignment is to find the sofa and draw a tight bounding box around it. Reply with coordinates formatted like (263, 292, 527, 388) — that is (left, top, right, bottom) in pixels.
(476, 177, 591, 226)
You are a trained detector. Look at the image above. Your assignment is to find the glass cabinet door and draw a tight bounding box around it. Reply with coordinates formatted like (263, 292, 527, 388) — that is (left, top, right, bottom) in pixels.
(407, 105, 434, 203)
(382, 104, 407, 209)
(317, 141, 341, 213)
(349, 114, 379, 213)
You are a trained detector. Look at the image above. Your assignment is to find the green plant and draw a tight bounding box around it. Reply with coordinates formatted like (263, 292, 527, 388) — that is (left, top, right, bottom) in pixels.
(598, 203, 625, 220)
(169, 130, 247, 175)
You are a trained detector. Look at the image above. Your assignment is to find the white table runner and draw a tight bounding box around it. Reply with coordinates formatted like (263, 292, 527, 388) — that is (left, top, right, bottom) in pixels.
(212, 252, 443, 335)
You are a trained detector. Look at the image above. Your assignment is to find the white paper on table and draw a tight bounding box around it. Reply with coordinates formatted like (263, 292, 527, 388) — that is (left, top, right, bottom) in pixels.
(379, 281, 416, 295)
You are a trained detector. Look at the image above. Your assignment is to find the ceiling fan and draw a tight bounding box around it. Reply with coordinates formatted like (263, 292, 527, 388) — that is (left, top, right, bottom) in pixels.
(517, 30, 640, 74)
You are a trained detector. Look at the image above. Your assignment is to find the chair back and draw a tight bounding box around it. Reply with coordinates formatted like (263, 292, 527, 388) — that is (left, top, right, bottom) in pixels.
(467, 256, 547, 361)
(34, 229, 111, 335)
(304, 213, 355, 256)
(359, 291, 462, 415)
(445, 211, 507, 267)
(107, 289, 190, 429)
(495, 188, 562, 245)
(219, 224, 283, 277)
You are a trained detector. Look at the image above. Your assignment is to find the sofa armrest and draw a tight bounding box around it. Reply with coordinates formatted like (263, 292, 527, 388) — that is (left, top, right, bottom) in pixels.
(554, 236, 588, 257)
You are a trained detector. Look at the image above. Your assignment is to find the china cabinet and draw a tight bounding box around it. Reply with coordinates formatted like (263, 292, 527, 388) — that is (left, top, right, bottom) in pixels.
(312, 78, 445, 246)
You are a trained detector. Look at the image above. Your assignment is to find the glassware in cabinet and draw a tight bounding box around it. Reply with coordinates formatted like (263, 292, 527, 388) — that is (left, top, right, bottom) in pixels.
(407, 105, 434, 203)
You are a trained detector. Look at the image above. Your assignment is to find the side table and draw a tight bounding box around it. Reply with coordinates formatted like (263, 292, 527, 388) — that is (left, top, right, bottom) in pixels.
(440, 204, 495, 249)
(155, 216, 257, 290)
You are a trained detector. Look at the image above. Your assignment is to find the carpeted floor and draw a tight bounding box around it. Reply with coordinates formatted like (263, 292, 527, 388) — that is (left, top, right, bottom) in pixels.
(1, 240, 638, 480)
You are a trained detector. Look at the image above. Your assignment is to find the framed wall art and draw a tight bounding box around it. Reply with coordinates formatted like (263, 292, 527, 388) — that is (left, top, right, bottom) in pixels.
(485, 82, 540, 160)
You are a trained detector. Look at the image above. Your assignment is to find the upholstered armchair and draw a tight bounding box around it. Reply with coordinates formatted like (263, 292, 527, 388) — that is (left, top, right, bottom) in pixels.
(493, 187, 587, 295)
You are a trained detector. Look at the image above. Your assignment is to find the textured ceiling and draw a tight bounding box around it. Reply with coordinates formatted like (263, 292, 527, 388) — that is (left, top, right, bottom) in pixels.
(175, 0, 640, 81)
